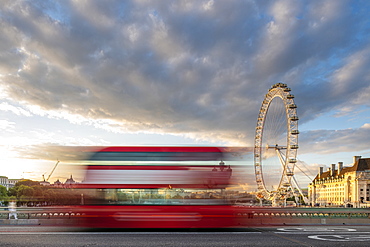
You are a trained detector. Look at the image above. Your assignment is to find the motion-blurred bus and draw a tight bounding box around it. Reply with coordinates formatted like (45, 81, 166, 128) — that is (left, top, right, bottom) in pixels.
(75, 146, 245, 228)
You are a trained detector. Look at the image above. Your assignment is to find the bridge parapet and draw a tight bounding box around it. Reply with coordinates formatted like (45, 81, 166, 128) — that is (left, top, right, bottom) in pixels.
(1, 206, 370, 226)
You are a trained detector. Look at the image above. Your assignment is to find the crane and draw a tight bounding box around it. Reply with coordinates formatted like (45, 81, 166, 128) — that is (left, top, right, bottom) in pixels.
(43, 160, 60, 182)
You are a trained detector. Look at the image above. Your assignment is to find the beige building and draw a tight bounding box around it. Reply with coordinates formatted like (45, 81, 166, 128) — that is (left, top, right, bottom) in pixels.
(308, 156, 370, 208)
(0, 176, 21, 190)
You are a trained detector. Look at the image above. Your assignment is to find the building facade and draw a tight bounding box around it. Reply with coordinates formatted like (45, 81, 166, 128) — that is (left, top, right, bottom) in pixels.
(0, 176, 21, 190)
(308, 156, 370, 208)
(0, 176, 8, 189)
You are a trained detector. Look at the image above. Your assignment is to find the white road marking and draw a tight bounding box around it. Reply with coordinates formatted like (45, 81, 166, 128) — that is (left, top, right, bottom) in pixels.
(276, 227, 357, 232)
(308, 234, 370, 242)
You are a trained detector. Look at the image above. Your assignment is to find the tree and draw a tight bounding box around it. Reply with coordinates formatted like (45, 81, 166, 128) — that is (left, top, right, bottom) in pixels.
(0, 185, 8, 205)
(7, 187, 17, 197)
(15, 179, 40, 187)
(0, 185, 7, 197)
(6, 179, 81, 206)
(16, 185, 34, 198)
(32, 186, 44, 197)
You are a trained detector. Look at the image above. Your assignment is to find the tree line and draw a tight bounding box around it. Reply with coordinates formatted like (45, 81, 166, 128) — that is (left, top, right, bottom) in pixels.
(0, 179, 82, 206)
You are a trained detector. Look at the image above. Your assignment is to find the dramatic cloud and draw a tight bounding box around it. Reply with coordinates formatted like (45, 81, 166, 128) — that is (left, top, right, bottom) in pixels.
(0, 0, 369, 153)
(299, 123, 370, 155)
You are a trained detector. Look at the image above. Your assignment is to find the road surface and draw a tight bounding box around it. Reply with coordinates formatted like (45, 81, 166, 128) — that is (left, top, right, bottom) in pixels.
(1, 226, 370, 246)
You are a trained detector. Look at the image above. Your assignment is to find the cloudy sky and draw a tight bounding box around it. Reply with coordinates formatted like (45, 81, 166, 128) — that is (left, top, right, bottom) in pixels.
(0, 0, 369, 190)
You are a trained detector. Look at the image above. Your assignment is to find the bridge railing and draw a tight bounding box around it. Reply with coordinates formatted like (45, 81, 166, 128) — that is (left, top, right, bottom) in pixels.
(1, 207, 83, 220)
(235, 207, 370, 219)
(2, 206, 370, 220)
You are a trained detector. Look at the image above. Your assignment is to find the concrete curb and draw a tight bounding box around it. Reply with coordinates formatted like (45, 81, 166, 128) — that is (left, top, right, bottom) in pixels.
(0, 219, 79, 226)
(0, 219, 40, 225)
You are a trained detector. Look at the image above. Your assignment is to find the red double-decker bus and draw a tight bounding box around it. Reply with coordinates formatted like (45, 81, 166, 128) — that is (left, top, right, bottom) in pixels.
(74, 146, 245, 228)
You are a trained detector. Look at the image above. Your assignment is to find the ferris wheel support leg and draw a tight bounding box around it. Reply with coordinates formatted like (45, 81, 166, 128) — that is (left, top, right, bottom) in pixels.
(291, 176, 309, 204)
(275, 148, 292, 185)
(275, 148, 287, 170)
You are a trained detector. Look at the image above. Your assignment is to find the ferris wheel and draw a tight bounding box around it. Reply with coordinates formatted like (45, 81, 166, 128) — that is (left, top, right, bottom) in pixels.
(254, 83, 307, 206)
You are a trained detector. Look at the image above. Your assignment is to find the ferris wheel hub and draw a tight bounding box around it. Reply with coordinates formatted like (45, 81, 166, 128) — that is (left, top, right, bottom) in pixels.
(266, 144, 287, 150)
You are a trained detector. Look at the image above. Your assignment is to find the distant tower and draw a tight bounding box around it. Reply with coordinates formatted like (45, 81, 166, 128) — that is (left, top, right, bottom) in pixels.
(64, 175, 76, 187)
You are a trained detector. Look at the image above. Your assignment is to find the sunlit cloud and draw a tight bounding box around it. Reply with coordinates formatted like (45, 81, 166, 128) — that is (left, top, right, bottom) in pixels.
(0, 119, 16, 131)
(0, 102, 32, 116)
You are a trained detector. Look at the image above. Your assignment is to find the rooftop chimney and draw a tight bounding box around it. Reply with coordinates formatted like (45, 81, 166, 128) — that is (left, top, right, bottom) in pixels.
(338, 162, 343, 175)
(318, 167, 323, 179)
(331, 164, 336, 176)
(354, 156, 362, 164)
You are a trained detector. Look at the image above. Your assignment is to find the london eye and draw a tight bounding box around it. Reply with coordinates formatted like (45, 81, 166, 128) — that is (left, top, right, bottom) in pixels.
(254, 83, 306, 206)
